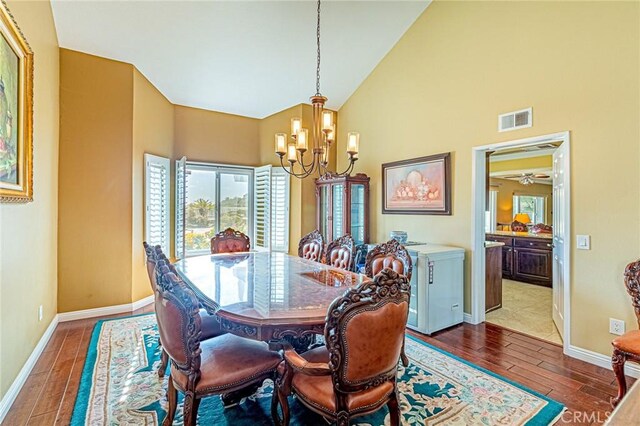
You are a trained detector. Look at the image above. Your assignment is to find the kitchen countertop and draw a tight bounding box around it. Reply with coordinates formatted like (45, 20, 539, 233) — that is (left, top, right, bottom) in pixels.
(485, 241, 505, 248)
(487, 231, 553, 239)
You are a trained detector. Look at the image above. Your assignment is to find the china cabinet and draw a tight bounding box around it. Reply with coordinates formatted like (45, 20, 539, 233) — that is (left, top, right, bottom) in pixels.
(316, 173, 369, 245)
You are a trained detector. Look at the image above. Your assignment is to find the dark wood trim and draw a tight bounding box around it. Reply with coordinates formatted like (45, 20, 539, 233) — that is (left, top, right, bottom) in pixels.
(381, 152, 451, 215)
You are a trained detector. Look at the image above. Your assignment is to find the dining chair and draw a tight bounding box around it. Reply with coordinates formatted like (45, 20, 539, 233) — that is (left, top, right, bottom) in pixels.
(143, 242, 226, 377)
(271, 268, 410, 426)
(324, 234, 355, 271)
(298, 229, 324, 262)
(364, 239, 413, 366)
(364, 239, 413, 281)
(612, 258, 640, 406)
(154, 259, 282, 426)
(211, 227, 251, 254)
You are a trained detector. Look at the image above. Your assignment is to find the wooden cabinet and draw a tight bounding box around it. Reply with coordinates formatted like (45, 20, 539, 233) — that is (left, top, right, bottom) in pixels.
(316, 173, 369, 245)
(485, 244, 503, 312)
(486, 233, 552, 287)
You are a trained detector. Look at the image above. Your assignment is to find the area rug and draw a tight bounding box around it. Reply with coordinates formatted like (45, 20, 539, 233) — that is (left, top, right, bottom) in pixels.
(70, 314, 564, 425)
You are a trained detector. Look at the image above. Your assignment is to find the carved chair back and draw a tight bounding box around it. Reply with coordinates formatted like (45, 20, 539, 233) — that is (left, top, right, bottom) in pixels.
(211, 228, 251, 254)
(143, 242, 158, 291)
(325, 268, 410, 396)
(325, 234, 355, 270)
(624, 259, 640, 328)
(364, 239, 413, 281)
(298, 230, 325, 262)
(154, 259, 202, 380)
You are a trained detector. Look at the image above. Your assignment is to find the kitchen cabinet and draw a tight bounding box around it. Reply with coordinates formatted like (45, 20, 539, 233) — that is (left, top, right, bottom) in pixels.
(316, 173, 369, 245)
(485, 243, 503, 312)
(486, 233, 552, 287)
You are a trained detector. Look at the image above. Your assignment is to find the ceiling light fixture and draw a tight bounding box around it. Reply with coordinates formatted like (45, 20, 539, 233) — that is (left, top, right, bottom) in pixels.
(274, 0, 359, 179)
(519, 175, 534, 185)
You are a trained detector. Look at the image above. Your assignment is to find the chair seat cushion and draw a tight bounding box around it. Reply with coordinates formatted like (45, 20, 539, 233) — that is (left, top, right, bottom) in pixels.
(171, 334, 281, 395)
(198, 310, 224, 340)
(612, 330, 640, 354)
(291, 347, 394, 416)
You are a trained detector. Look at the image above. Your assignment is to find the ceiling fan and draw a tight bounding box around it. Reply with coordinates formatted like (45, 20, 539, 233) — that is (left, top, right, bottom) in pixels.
(500, 172, 550, 185)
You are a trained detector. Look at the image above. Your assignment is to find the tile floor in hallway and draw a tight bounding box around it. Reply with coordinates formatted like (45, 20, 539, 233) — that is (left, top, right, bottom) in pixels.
(486, 279, 563, 344)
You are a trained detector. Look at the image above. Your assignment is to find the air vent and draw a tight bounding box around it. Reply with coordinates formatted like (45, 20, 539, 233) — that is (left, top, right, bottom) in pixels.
(498, 108, 532, 132)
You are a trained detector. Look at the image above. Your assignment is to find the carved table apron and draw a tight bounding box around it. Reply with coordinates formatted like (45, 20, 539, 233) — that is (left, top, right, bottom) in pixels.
(174, 251, 369, 353)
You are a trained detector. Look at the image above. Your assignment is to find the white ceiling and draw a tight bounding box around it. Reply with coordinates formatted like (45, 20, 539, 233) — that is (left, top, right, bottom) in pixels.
(51, 0, 430, 118)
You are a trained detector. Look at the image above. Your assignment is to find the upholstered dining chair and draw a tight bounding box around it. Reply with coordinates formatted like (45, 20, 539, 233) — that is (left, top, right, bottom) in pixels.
(364, 239, 413, 366)
(154, 259, 282, 426)
(611, 259, 640, 406)
(298, 230, 325, 262)
(325, 234, 355, 271)
(143, 242, 226, 377)
(365, 239, 413, 281)
(271, 268, 410, 426)
(211, 227, 251, 254)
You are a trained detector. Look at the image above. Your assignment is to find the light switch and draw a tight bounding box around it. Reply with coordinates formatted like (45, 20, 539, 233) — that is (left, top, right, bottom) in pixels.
(576, 235, 591, 250)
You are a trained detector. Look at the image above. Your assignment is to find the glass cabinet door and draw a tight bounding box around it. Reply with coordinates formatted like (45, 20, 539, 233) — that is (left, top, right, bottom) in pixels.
(319, 185, 329, 239)
(350, 184, 365, 244)
(332, 184, 344, 239)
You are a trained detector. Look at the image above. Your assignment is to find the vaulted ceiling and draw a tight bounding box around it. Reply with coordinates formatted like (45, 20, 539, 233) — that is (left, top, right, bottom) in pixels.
(51, 1, 430, 118)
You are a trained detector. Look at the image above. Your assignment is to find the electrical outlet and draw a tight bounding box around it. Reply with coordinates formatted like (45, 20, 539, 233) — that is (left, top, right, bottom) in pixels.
(38, 305, 43, 322)
(609, 318, 625, 335)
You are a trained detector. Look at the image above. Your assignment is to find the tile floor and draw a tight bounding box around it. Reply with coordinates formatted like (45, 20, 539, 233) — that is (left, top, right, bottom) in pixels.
(486, 279, 563, 344)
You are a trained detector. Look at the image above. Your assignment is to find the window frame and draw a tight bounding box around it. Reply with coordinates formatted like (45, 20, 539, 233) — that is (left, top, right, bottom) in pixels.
(184, 162, 255, 257)
(144, 153, 171, 256)
(513, 194, 546, 224)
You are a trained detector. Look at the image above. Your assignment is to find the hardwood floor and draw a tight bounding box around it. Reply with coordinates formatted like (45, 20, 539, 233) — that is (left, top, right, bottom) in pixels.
(2, 307, 633, 425)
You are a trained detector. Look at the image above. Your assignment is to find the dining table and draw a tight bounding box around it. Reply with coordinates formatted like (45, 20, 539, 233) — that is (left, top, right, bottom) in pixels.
(173, 250, 370, 352)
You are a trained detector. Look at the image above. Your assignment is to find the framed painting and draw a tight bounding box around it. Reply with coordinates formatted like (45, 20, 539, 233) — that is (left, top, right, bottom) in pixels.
(382, 152, 451, 215)
(0, 0, 33, 203)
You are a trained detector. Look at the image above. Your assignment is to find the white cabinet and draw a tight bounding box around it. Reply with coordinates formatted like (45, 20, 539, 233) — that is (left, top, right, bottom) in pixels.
(406, 244, 465, 335)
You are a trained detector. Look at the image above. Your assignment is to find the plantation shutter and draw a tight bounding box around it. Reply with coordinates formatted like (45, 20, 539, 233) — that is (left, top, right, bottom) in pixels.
(270, 168, 290, 253)
(253, 166, 290, 252)
(253, 166, 272, 250)
(144, 154, 170, 256)
(175, 156, 187, 259)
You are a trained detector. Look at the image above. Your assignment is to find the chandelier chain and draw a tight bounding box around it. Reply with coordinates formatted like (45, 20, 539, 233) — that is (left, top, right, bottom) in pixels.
(315, 0, 321, 95)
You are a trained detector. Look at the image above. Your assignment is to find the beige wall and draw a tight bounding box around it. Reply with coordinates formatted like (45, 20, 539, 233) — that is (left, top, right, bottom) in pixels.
(58, 49, 134, 312)
(174, 105, 260, 166)
(490, 178, 552, 225)
(0, 0, 59, 399)
(131, 70, 174, 302)
(337, 1, 640, 356)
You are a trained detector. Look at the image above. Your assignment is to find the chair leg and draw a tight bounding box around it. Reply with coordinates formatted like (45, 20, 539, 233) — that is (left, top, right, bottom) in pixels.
(612, 349, 628, 407)
(183, 391, 199, 426)
(336, 411, 350, 426)
(163, 377, 177, 426)
(158, 347, 169, 378)
(387, 391, 401, 426)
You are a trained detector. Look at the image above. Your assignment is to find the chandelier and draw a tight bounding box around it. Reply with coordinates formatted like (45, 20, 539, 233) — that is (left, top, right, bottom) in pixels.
(274, 0, 359, 179)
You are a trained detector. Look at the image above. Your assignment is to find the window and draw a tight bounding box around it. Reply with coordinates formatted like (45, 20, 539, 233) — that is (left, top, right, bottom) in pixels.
(179, 163, 253, 256)
(253, 165, 290, 253)
(513, 194, 546, 224)
(174, 161, 290, 259)
(144, 154, 170, 255)
(485, 190, 498, 233)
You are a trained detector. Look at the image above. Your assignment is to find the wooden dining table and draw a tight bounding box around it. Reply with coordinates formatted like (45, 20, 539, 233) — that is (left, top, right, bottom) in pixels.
(174, 251, 370, 352)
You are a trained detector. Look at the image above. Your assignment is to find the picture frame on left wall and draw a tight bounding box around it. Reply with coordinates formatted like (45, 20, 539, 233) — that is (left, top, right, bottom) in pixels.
(0, 0, 33, 203)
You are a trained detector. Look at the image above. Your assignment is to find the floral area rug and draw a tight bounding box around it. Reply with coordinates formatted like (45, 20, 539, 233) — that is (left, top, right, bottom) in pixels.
(71, 314, 564, 425)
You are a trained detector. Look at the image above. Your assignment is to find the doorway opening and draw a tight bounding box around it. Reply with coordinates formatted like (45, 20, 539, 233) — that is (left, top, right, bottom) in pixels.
(471, 132, 571, 351)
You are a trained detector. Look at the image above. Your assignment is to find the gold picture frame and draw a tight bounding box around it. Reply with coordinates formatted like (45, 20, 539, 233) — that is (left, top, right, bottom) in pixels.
(0, 0, 33, 203)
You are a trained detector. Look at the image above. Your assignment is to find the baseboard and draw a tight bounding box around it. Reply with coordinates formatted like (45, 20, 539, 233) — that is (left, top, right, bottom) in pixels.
(463, 312, 480, 324)
(58, 294, 154, 323)
(0, 314, 59, 423)
(566, 344, 640, 379)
